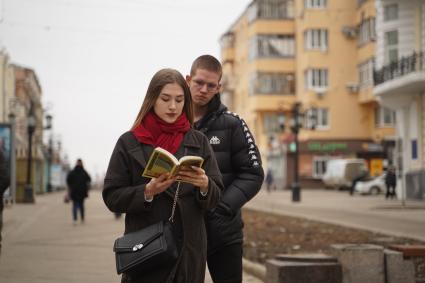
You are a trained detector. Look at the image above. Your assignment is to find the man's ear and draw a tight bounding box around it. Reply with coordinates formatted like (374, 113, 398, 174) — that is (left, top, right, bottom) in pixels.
(185, 75, 191, 85)
(218, 83, 222, 92)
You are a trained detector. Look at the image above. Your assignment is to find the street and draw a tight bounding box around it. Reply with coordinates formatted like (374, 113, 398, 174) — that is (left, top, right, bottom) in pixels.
(0, 190, 261, 283)
(247, 188, 425, 242)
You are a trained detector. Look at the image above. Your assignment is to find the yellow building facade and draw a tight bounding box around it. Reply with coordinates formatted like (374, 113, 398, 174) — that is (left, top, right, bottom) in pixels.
(221, 0, 395, 189)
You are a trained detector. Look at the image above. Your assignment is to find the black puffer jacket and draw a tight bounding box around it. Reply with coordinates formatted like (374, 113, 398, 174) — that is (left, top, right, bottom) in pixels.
(194, 94, 264, 254)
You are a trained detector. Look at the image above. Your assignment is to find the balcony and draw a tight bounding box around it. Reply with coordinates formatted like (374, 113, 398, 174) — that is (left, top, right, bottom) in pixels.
(374, 52, 425, 98)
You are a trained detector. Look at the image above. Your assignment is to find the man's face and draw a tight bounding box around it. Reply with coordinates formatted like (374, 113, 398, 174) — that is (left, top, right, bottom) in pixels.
(186, 69, 221, 107)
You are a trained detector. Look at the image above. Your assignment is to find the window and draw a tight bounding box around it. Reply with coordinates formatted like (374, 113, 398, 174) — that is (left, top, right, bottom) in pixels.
(304, 69, 328, 90)
(304, 29, 328, 50)
(357, 0, 367, 7)
(375, 106, 396, 127)
(385, 30, 398, 63)
(358, 17, 376, 45)
(249, 72, 295, 95)
(315, 108, 329, 129)
(313, 156, 331, 178)
(384, 4, 398, 21)
(263, 113, 281, 134)
(358, 58, 374, 88)
(412, 140, 418, 159)
(306, 107, 329, 129)
(220, 32, 235, 49)
(247, 0, 294, 22)
(305, 0, 327, 9)
(249, 35, 295, 60)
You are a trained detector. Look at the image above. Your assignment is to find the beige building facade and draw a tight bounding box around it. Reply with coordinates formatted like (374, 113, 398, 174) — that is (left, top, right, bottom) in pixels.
(221, 0, 395, 189)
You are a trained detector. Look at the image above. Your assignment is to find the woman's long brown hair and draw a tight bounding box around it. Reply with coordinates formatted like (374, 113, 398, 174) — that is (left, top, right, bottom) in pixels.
(131, 68, 194, 130)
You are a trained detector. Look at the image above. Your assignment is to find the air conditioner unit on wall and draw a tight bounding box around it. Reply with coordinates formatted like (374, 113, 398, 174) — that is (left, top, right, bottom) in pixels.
(341, 26, 358, 39)
(346, 82, 360, 93)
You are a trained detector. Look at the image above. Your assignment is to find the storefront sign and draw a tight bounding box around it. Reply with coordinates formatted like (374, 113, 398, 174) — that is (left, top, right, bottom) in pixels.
(362, 143, 384, 152)
(307, 142, 348, 152)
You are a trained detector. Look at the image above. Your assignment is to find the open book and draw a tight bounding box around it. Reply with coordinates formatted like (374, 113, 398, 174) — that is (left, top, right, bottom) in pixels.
(142, 147, 204, 180)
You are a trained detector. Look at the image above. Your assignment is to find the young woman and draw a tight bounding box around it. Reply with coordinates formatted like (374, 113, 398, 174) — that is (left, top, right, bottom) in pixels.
(103, 68, 223, 283)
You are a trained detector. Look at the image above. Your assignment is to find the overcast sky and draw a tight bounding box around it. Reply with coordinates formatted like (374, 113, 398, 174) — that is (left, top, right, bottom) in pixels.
(0, 0, 250, 181)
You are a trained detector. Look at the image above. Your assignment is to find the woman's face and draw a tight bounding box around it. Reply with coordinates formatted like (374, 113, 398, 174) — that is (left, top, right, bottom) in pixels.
(153, 82, 185, 124)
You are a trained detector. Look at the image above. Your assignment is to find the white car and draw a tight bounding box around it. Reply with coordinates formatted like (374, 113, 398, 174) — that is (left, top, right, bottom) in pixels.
(354, 174, 386, 195)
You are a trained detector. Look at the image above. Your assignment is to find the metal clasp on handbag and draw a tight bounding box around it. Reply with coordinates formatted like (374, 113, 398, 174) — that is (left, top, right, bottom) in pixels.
(132, 244, 144, 251)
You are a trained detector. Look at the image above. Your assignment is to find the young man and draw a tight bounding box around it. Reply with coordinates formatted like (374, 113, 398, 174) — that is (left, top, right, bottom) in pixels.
(187, 55, 264, 283)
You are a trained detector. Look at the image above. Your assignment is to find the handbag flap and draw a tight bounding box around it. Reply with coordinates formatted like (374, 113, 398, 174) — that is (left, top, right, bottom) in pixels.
(113, 221, 164, 253)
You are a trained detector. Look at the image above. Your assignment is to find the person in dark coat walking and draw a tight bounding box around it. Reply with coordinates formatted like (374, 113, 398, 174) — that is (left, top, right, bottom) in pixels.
(385, 166, 397, 199)
(66, 159, 91, 223)
(186, 55, 264, 283)
(265, 169, 276, 193)
(0, 150, 10, 255)
(103, 68, 223, 283)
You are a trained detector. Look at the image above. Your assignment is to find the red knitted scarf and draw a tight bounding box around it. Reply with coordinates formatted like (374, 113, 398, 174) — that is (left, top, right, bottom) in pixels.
(132, 111, 190, 154)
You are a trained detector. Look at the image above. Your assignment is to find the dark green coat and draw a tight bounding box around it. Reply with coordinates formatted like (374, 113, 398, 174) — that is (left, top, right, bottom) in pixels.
(103, 130, 223, 283)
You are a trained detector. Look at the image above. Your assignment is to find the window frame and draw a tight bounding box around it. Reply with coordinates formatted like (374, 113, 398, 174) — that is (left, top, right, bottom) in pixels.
(304, 68, 328, 91)
(312, 156, 332, 179)
(305, 0, 327, 9)
(249, 34, 295, 60)
(384, 3, 398, 22)
(374, 106, 396, 127)
(304, 29, 328, 51)
(384, 30, 398, 64)
(249, 72, 295, 95)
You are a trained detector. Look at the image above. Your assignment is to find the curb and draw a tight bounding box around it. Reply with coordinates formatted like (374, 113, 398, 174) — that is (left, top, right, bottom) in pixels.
(243, 257, 266, 282)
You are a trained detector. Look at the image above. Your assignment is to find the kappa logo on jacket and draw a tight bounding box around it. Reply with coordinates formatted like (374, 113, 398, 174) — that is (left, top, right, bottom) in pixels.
(209, 136, 221, 145)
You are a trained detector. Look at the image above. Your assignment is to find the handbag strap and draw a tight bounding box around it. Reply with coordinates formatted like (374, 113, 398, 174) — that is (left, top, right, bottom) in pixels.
(168, 182, 181, 222)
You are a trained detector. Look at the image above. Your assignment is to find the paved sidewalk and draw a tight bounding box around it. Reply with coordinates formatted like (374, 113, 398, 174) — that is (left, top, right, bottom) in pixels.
(246, 189, 425, 242)
(0, 190, 261, 283)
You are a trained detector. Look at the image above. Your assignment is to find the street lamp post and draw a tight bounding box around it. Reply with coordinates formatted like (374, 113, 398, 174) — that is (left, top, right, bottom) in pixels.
(23, 104, 36, 203)
(278, 102, 316, 203)
(44, 114, 53, 193)
(8, 112, 16, 204)
(290, 102, 301, 202)
(46, 137, 53, 192)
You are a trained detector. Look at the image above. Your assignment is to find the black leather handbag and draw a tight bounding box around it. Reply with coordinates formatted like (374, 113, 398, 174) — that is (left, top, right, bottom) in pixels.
(113, 183, 181, 278)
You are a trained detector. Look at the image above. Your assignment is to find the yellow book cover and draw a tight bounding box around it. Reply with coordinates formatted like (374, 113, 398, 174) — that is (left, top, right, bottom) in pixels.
(142, 147, 204, 180)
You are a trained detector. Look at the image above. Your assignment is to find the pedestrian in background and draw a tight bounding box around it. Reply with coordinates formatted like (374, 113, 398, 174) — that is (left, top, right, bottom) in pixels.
(385, 165, 397, 199)
(66, 159, 91, 224)
(103, 68, 223, 283)
(186, 55, 264, 283)
(0, 150, 10, 255)
(265, 169, 276, 193)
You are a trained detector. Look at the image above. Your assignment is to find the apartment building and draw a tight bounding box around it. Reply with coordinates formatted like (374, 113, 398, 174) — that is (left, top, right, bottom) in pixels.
(13, 65, 47, 201)
(373, 0, 425, 199)
(220, 0, 395, 189)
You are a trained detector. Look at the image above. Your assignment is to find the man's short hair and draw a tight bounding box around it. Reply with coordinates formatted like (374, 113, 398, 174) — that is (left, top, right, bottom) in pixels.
(190, 55, 222, 80)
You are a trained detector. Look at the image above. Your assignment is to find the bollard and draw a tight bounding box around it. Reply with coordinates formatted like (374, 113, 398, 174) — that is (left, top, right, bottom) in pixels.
(389, 245, 425, 282)
(330, 244, 384, 283)
(266, 253, 342, 283)
(384, 249, 415, 283)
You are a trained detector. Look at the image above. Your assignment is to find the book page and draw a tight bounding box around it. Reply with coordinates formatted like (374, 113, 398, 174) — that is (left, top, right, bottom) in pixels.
(178, 156, 204, 169)
(142, 148, 178, 178)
